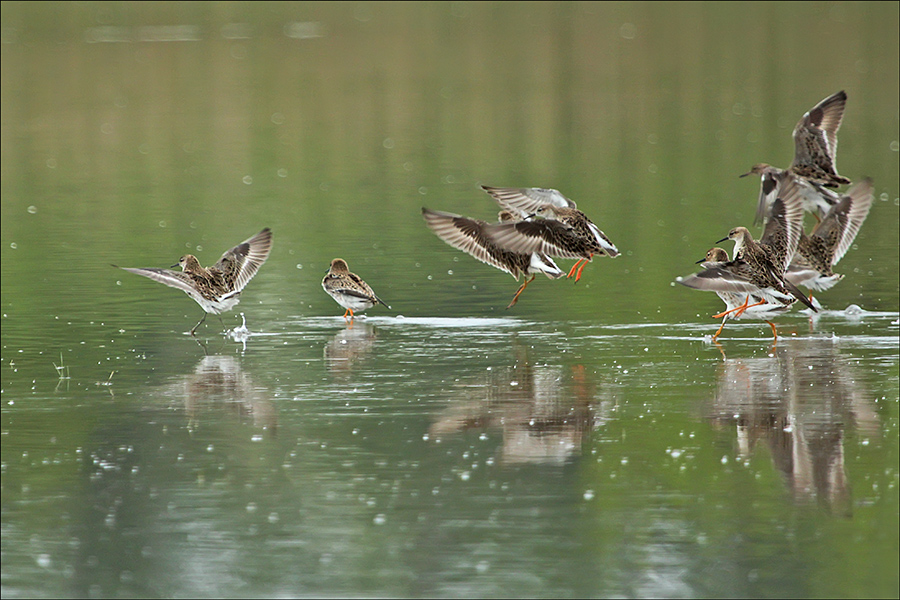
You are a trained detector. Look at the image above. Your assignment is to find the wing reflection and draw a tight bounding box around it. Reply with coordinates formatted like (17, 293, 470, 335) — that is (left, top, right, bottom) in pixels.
(179, 355, 277, 432)
(323, 322, 377, 377)
(708, 337, 878, 515)
(430, 350, 612, 465)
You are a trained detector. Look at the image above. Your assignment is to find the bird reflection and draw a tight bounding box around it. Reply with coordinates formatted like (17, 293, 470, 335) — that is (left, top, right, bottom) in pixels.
(323, 322, 377, 378)
(707, 337, 878, 515)
(429, 348, 611, 465)
(179, 355, 277, 432)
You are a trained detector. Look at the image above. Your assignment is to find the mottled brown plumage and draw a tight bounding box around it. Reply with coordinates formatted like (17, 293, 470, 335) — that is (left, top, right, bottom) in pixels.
(479, 186, 619, 282)
(742, 91, 850, 225)
(716, 176, 816, 312)
(322, 258, 389, 320)
(116, 228, 273, 335)
(679, 246, 793, 340)
(786, 178, 874, 293)
(677, 177, 819, 340)
(421, 207, 564, 308)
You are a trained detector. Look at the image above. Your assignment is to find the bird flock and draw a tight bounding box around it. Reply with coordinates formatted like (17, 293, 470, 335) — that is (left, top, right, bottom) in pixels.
(115, 90, 873, 342)
(677, 90, 874, 340)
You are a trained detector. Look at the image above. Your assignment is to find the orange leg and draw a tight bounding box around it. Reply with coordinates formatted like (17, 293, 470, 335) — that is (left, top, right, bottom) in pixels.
(711, 316, 729, 341)
(715, 297, 766, 319)
(713, 296, 750, 319)
(343, 308, 355, 321)
(567, 259, 585, 279)
(734, 299, 766, 318)
(506, 275, 535, 309)
(766, 320, 777, 339)
(573, 255, 592, 283)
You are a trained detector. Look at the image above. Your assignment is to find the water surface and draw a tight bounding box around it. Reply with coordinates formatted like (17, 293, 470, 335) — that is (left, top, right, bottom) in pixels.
(2, 2, 898, 598)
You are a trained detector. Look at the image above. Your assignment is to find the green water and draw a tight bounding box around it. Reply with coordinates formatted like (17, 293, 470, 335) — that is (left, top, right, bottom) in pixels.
(2, 2, 898, 598)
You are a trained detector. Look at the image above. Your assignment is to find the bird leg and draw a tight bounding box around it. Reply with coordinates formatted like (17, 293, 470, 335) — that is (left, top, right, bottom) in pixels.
(573, 255, 592, 283)
(732, 299, 767, 318)
(567, 259, 585, 279)
(766, 320, 778, 339)
(713, 296, 766, 320)
(711, 316, 729, 341)
(713, 296, 750, 319)
(342, 308, 355, 321)
(190, 313, 208, 336)
(506, 275, 536, 309)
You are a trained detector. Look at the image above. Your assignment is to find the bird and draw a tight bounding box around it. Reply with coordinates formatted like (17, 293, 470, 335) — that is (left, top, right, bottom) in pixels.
(115, 228, 273, 335)
(677, 176, 817, 339)
(421, 207, 565, 308)
(680, 247, 794, 340)
(322, 258, 389, 320)
(785, 178, 874, 299)
(742, 90, 850, 225)
(479, 185, 619, 282)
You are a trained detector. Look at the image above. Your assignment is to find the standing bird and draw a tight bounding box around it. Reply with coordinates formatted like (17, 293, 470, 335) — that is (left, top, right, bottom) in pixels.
(742, 90, 850, 225)
(322, 258, 389, 320)
(479, 186, 619, 282)
(422, 207, 565, 308)
(785, 178, 874, 299)
(116, 228, 273, 335)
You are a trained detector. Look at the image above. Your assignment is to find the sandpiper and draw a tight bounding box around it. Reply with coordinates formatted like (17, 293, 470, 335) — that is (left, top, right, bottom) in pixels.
(322, 258, 389, 320)
(679, 247, 793, 340)
(479, 185, 619, 282)
(785, 178, 874, 296)
(116, 228, 273, 335)
(742, 90, 850, 224)
(422, 207, 565, 308)
(678, 177, 817, 339)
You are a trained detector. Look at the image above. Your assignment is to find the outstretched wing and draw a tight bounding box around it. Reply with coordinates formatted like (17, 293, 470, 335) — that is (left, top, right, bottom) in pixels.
(214, 228, 273, 293)
(792, 90, 847, 177)
(116, 266, 206, 302)
(483, 219, 586, 260)
(827, 178, 873, 266)
(422, 208, 524, 278)
(761, 175, 805, 273)
(481, 185, 576, 216)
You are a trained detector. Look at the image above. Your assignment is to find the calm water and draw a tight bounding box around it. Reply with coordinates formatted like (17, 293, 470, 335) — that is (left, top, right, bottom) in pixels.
(2, 2, 898, 598)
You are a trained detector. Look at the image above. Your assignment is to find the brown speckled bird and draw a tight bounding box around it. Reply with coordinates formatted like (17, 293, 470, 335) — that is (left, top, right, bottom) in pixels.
(422, 207, 565, 308)
(677, 176, 817, 339)
(479, 185, 619, 283)
(742, 90, 850, 224)
(786, 177, 874, 296)
(322, 258, 389, 320)
(116, 228, 273, 335)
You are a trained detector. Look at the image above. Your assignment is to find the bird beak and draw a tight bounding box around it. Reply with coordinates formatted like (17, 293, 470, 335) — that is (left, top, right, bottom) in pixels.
(695, 258, 706, 264)
(739, 171, 751, 178)
(716, 237, 729, 244)
(170, 263, 180, 269)
(525, 213, 536, 219)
